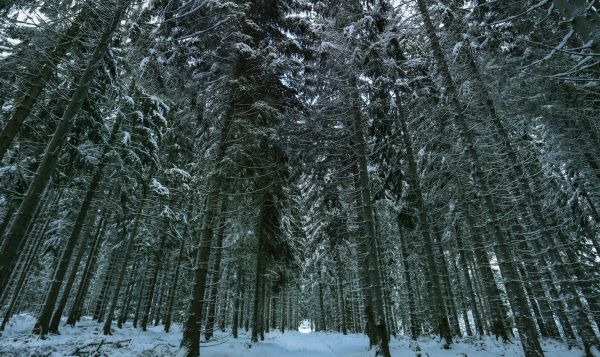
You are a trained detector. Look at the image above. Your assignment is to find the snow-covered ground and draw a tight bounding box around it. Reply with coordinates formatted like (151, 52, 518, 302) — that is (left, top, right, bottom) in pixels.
(0, 314, 591, 356)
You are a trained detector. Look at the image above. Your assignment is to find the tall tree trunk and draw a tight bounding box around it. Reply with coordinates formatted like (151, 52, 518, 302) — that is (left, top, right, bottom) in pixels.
(395, 91, 452, 344)
(437, 240, 461, 338)
(396, 225, 420, 340)
(350, 167, 378, 347)
(132, 262, 148, 329)
(152, 269, 167, 326)
(204, 206, 227, 340)
(0, 208, 50, 332)
(351, 84, 391, 357)
(453, 224, 484, 336)
(280, 292, 286, 333)
(180, 104, 233, 357)
(66, 214, 107, 326)
(94, 253, 117, 322)
(0, 189, 58, 308)
(317, 270, 327, 331)
(232, 266, 242, 338)
(220, 273, 230, 332)
(48, 216, 95, 333)
(270, 287, 277, 331)
(118, 259, 139, 328)
(335, 248, 348, 335)
(164, 225, 186, 333)
(457, 192, 509, 340)
(102, 171, 151, 335)
(243, 284, 249, 332)
(141, 231, 167, 331)
(251, 195, 271, 343)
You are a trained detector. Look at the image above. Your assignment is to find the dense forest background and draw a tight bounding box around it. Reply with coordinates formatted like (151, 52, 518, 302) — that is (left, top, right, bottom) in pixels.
(0, 0, 599, 356)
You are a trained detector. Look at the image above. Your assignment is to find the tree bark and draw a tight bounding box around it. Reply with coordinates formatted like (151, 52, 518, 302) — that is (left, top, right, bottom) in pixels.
(164, 224, 186, 333)
(48, 217, 95, 333)
(180, 104, 233, 357)
(102, 170, 151, 335)
(453, 224, 484, 336)
(66, 214, 107, 326)
(395, 91, 453, 344)
(141, 230, 167, 331)
(232, 266, 242, 338)
(0, 209, 50, 332)
(396, 224, 420, 340)
(350, 83, 391, 357)
(251, 194, 271, 343)
(118, 259, 139, 328)
(204, 206, 227, 340)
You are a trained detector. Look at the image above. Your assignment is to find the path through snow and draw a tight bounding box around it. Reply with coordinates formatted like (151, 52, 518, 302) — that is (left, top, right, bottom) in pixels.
(0, 314, 592, 356)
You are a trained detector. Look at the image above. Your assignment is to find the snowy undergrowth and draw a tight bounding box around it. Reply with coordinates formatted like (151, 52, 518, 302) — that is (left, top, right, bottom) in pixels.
(0, 314, 590, 356)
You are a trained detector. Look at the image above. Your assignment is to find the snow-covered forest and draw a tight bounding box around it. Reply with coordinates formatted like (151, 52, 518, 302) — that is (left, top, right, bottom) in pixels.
(0, 0, 599, 356)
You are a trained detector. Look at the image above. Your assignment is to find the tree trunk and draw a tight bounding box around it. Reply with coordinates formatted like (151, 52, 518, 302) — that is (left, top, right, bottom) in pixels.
(395, 91, 452, 344)
(118, 259, 139, 328)
(251, 197, 268, 343)
(103, 171, 151, 335)
(94, 254, 117, 322)
(350, 166, 378, 347)
(318, 270, 327, 331)
(350, 83, 391, 357)
(271, 288, 277, 331)
(457, 192, 509, 340)
(335, 249, 348, 335)
(0, 210, 49, 332)
(132, 262, 147, 329)
(453, 224, 484, 336)
(152, 269, 167, 326)
(164, 225, 186, 333)
(204, 208, 227, 340)
(396, 225, 420, 340)
(280, 290, 286, 333)
(0, 189, 57, 309)
(66, 214, 107, 326)
(180, 104, 233, 357)
(437, 240, 461, 338)
(141, 230, 167, 331)
(232, 266, 242, 338)
(48, 216, 95, 333)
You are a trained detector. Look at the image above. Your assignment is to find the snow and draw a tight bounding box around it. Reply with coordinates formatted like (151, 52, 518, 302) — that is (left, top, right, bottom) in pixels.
(2, 102, 14, 114)
(121, 131, 131, 146)
(165, 167, 191, 180)
(139, 57, 150, 72)
(233, 42, 255, 56)
(0, 314, 590, 357)
(124, 96, 135, 107)
(151, 178, 170, 196)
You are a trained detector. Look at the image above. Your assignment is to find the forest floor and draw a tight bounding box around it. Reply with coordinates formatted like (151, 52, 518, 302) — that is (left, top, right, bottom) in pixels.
(0, 314, 593, 356)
